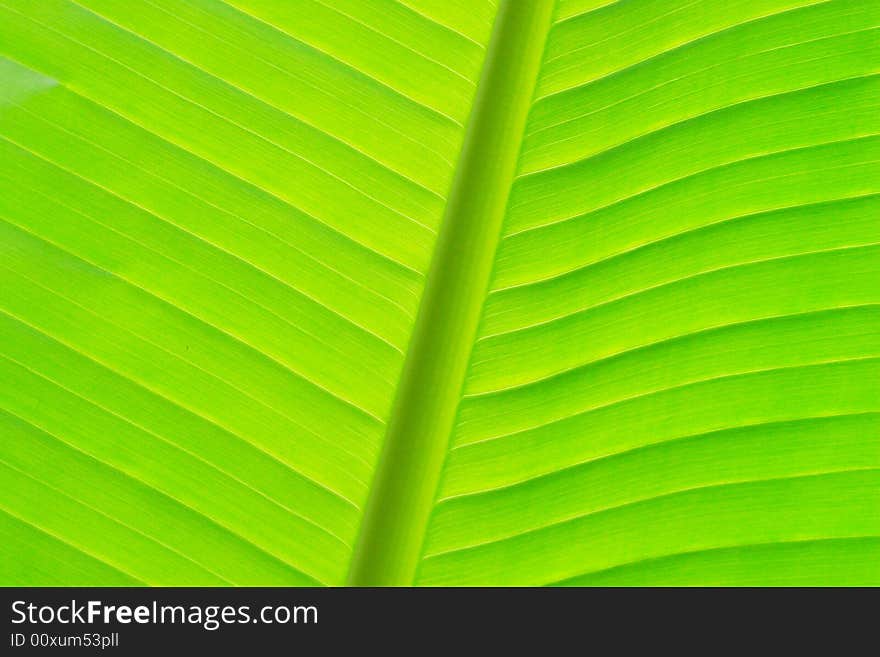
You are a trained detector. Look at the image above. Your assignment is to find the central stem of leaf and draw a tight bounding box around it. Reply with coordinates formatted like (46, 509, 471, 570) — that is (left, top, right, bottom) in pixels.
(346, 0, 556, 586)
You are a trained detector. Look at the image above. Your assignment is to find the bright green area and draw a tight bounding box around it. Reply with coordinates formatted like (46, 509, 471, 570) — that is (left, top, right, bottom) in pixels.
(1, 0, 878, 586)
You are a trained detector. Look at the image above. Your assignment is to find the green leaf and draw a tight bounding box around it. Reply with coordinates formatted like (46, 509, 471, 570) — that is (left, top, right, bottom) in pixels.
(1, 0, 878, 586)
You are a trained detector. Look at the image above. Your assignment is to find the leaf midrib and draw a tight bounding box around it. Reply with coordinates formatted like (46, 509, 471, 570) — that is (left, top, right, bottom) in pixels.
(346, 0, 556, 586)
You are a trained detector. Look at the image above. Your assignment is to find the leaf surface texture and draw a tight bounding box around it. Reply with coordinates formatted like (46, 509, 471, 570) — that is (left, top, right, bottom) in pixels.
(1, 0, 877, 586)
